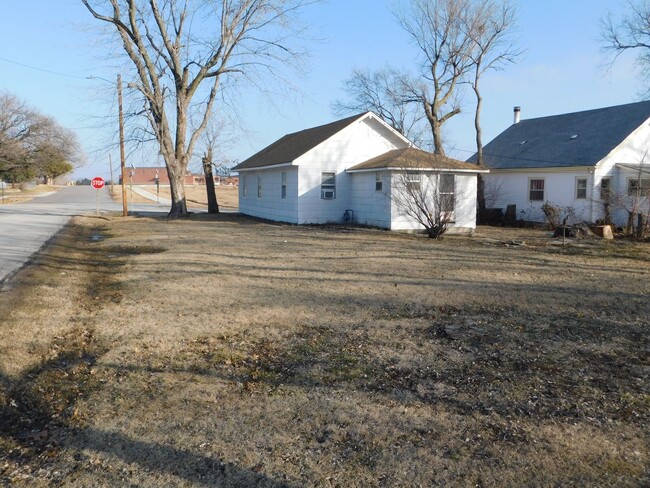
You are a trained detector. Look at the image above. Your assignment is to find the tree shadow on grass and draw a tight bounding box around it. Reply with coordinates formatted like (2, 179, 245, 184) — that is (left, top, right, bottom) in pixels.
(0, 327, 295, 487)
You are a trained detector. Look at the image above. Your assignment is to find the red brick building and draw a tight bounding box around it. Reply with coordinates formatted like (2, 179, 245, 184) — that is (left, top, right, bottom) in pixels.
(119, 167, 238, 186)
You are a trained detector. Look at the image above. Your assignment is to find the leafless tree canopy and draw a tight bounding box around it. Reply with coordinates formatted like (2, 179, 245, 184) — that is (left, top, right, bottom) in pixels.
(602, 0, 650, 95)
(463, 0, 519, 208)
(396, 0, 477, 156)
(82, 0, 318, 217)
(333, 68, 427, 145)
(0, 92, 80, 184)
(379, 0, 517, 158)
(464, 0, 519, 163)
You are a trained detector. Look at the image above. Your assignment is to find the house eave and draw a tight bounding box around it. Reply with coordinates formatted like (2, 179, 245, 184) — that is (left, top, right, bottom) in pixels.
(235, 162, 296, 172)
(347, 167, 489, 174)
(488, 165, 594, 173)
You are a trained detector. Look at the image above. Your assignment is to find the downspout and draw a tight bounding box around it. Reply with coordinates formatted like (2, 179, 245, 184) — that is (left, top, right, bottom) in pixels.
(588, 166, 595, 223)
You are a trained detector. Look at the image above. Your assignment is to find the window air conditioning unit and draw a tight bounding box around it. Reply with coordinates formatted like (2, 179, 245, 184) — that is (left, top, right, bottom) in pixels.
(322, 190, 335, 199)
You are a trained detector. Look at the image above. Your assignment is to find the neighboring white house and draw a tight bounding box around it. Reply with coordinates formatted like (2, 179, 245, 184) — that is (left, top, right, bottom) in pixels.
(233, 112, 486, 233)
(472, 101, 650, 226)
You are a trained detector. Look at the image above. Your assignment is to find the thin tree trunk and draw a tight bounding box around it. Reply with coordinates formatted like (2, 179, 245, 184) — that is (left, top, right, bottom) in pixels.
(474, 85, 486, 210)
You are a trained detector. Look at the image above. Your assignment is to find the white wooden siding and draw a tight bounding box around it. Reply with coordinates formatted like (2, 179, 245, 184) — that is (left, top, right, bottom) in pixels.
(486, 170, 593, 222)
(294, 117, 406, 224)
(349, 171, 392, 228)
(238, 167, 299, 223)
(389, 172, 478, 233)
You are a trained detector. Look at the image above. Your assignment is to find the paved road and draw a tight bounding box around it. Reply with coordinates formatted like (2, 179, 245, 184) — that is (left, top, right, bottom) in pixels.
(0, 186, 170, 285)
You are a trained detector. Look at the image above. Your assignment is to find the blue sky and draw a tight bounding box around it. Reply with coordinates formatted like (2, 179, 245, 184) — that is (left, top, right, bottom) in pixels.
(0, 0, 640, 180)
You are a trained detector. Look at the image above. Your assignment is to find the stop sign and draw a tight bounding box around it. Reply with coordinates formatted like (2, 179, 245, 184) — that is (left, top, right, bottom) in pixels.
(91, 177, 105, 189)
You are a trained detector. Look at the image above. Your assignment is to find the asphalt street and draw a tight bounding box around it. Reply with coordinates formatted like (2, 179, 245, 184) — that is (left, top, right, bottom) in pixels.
(0, 186, 169, 285)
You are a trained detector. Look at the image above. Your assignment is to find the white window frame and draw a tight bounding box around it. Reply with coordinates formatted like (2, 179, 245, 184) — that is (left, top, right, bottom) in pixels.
(575, 177, 587, 200)
(375, 171, 383, 192)
(439, 173, 455, 214)
(529, 178, 545, 201)
(321, 171, 336, 199)
(257, 174, 262, 198)
(627, 177, 650, 197)
(281, 172, 287, 199)
(600, 177, 612, 201)
(405, 171, 421, 191)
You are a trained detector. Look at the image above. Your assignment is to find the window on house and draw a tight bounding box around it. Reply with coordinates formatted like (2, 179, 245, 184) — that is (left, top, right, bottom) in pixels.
(281, 172, 287, 199)
(628, 178, 650, 196)
(439, 173, 455, 213)
(242, 175, 247, 197)
(600, 177, 611, 202)
(321, 171, 336, 199)
(375, 171, 383, 192)
(257, 174, 262, 198)
(529, 178, 545, 201)
(406, 171, 421, 191)
(575, 177, 587, 199)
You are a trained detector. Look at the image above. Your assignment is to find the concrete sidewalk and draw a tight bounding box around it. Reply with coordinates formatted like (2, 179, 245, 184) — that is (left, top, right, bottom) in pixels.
(131, 186, 172, 205)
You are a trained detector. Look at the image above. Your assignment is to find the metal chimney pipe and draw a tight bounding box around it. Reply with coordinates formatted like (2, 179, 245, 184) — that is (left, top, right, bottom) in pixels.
(514, 106, 521, 124)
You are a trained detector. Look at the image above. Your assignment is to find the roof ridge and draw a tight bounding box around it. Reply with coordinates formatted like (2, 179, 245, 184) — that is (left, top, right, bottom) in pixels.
(518, 100, 650, 124)
(233, 112, 371, 171)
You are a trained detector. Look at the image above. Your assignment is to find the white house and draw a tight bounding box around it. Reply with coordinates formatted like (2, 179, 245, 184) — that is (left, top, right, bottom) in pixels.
(473, 102, 650, 226)
(233, 112, 487, 233)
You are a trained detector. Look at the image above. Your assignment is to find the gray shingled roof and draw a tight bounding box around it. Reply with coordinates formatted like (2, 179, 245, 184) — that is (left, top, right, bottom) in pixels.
(468, 101, 650, 169)
(349, 148, 486, 172)
(233, 113, 367, 171)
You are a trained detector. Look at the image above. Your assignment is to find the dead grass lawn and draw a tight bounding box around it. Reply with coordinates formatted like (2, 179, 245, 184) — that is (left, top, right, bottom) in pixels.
(0, 218, 648, 486)
(0, 185, 60, 204)
(111, 185, 239, 210)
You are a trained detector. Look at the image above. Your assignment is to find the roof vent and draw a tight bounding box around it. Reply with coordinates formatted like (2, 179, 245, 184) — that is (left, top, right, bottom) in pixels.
(513, 106, 521, 124)
(570, 134, 579, 140)
(520, 140, 527, 145)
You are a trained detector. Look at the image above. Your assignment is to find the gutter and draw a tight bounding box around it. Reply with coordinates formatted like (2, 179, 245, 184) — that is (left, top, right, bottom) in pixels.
(234, 162, 296, 172)
(346, 167, 489, 174)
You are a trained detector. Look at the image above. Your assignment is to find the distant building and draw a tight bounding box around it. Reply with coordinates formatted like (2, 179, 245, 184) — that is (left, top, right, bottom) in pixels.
(233, 112, 486, 233)
(470, 101, 650, 226)
(119, 167, 238, 186)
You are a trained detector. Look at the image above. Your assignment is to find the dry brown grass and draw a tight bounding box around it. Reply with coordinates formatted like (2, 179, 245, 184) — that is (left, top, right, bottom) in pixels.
(111, 184, 239, 210)
(0, 185, 60, 204)
(1, 218, 648, 486)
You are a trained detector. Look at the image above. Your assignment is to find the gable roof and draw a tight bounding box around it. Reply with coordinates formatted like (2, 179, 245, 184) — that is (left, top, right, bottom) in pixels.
(233, 113, 368, 171)
(348, 147, 488, 172)
(469, 101, 650, 170)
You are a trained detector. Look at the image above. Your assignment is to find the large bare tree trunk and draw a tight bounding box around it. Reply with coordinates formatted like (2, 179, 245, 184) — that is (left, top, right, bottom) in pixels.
(424, 100, 446, 156)
(166, 161, 188, 218)
(82, 0, 313, 218)
(202, 148, 219, 214)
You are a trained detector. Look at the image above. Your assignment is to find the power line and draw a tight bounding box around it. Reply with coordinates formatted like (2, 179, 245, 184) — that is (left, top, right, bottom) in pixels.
(0, 56, 89, 80)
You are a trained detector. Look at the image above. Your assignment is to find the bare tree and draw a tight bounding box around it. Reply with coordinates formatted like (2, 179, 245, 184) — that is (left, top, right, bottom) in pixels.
(601, 0, 650, 94)
(201, 132, 219, 215)
(0, 92, 80, 185)
(392, 170, 459, 238)
(396, 0, 476, 155)
(608, 154, 650, 237)
(333, 68, 426, 145)
(463, 0, 520, 209)
(82, 0, 317, 217)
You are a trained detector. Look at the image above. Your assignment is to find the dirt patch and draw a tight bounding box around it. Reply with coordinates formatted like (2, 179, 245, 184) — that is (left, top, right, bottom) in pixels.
(0, 218, 648, 486)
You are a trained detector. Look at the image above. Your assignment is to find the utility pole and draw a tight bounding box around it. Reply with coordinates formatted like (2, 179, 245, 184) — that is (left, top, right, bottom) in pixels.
(108, 153, 115, 194)
(117, 74, 128, 216)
